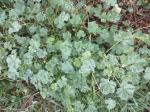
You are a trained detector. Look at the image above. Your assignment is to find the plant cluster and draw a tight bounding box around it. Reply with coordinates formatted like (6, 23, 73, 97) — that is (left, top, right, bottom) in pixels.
(0, 0, 150, 112)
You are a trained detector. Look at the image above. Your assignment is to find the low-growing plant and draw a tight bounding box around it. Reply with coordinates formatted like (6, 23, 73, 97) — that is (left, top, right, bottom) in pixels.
(0, 0, 150, 112)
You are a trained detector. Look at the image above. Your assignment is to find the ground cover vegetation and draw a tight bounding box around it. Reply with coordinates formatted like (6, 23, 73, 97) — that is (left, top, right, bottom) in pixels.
(0, 0, 150, 112)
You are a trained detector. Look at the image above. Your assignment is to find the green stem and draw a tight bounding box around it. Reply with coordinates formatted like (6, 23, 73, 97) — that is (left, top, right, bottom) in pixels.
(105, 41, 121, 54)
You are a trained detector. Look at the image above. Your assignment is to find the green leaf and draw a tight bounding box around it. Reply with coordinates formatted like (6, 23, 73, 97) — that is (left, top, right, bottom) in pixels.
(33, 0, 41, 2)
(84, 102, 97, 112)
(8, 21, 22, 34)
(117, 82, 135, 100)
(121, 72, 140, 85)
(23, 52, 33, 65)
(45, 57, 59, 72)
(73, 101, 84, 112)
(54, 11, 70, 29)
(63, 31, 71, 40)
(14, 1, 25, 15)
(15, 35, 29, 46)
(144, 67, 150, 81)
(93, 5, 102, 18)
(1, 1, 150, 111)
(120, 53, 147, 68)
(57, 41, 72, 60)
(73, 58, 81, 68)
(70, 14, 82, 25)
(99, 78, 116, 95)
(87, 21, 98, 34)
(105, 98, 116, 110)
(36, 48, 47, 59)
(30, 70, 52, 90)
(8, 69, 19, 80)
(56, 76, 68, 89)
(114, 30, 133, 42)
(129, 64, 144, 73)
(29, 38, 40, 53)
(23, 69, 33, 82)
(40, 88, 50, 99)
(100, 12, 107, 23)
(28, 25, 37, 34)
(113, 44, 134, 54)
(106, 10, 120, 23)
(77, 30, 86, 39)
(79, 59, 95, 74)
(6, 53, 21, 80)
(4, 42, 12, 50)
(139, 46, 150, 56)
(61, 1, 75, 12)
(104, 0, 117, 6)
(107, 54, 119, 65)
(34, 62, 42, 70)
(81, 51, 92, 60)
(71, 74, 90, 93)
(36, 12, 46, 22)
(6, 54, 21, 70)
(9, 1, 25, 18)
(39, 27, 48, 37)
(0, 11, 7, 25)
(61, 61, 74, 74)
(51, 0, 63, 6)
(98, 28, 110, 41)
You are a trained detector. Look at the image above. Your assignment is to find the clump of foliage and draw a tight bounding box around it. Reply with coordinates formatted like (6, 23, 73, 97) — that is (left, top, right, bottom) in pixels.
(0, 0, 150, 112)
